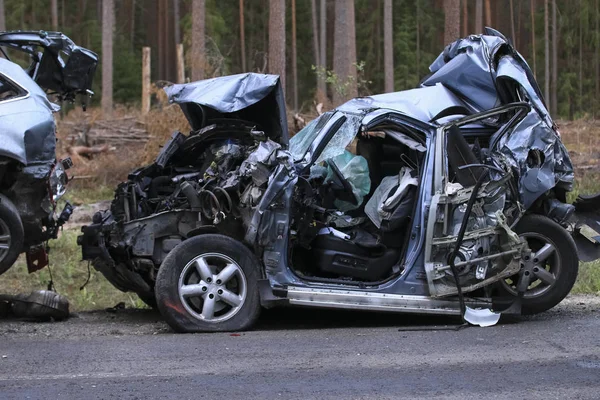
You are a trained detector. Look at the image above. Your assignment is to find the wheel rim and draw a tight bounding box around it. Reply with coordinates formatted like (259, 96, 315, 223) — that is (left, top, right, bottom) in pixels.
(500, 232, 561, 298)
(178, 253, 247, 323)
(0, 218, 11, 263)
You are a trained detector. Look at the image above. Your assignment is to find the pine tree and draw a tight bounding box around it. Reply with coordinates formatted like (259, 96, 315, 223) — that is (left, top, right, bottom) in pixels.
(101, 0, 114, 116)
(191, 0, 206, 81)
(268, 0, 286, 91)
(333, 0, 357, 105)
(444, 0, 460, 45)
(384, 0, 393, 92)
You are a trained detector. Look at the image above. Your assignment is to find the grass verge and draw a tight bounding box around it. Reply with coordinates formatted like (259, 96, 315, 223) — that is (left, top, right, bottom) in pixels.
(0, 229, 146, 312)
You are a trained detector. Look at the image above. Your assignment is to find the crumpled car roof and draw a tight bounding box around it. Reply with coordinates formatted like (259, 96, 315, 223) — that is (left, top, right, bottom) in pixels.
(337, 28, 549, 127)
(336, 84, 468, 124)
(336, 28, 572, 209)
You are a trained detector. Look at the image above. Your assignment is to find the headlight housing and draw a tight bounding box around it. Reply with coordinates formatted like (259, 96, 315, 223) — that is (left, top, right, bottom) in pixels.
(49, 162, 68, 203)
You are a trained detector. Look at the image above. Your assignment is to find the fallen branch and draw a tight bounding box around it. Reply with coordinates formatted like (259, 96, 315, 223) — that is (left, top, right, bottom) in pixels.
(67, 144, 110, 157)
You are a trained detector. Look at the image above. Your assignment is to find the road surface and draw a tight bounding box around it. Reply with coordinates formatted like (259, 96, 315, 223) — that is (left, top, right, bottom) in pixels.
(0, 295, 599, 399)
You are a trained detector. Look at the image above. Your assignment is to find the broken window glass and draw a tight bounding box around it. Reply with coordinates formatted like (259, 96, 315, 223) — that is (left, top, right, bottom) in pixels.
(315, 114, 362, 164)
(289, 111, 334, 161)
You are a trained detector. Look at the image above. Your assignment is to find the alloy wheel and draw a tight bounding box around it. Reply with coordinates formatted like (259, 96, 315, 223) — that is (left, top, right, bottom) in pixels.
(500, 232, 561, 298)
(177, 253, 247, 323)
(0, 218, 11, 264)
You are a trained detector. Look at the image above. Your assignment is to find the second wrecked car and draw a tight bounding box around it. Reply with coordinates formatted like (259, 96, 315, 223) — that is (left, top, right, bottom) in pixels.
(80, 29, 600, 332)
(0, 31, 97, 275)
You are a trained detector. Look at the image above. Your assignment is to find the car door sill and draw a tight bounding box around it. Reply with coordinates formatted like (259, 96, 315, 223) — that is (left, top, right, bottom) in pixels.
(287, 286, 488, 315)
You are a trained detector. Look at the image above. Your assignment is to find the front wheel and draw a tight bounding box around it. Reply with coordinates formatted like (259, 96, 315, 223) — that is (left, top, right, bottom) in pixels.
(155, 234, 261, 332)
(498, 214, 579, 315)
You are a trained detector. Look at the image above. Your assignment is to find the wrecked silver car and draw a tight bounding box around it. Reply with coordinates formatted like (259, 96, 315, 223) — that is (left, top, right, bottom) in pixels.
(0, 31, 97, 275)
(80, 28, 600, 332)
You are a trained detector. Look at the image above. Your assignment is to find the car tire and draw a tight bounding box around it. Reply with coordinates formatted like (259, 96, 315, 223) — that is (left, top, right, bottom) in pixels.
(0, 194, 24, 276)
(497, 214, 578, 315)
(155, 234, 262, 333)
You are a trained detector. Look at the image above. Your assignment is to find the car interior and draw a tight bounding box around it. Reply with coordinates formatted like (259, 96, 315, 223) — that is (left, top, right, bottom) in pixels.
(290, 121, 427, 284)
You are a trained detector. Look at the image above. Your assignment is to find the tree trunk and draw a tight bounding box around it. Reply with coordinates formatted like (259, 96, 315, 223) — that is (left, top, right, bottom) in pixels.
(319, 0, 327, 96)
(268, 0, 286, 91)
(333, 0, 357, 106)
(461, 0, 467, 37)
(176, 43, 185, 83)
(0, 0, 5, 32)
(516, 0, 522, 48)
(593, 0, 600, 118)
(142, 47, 151, 114)
(484, 0, 491, 27)
(191, 0, 205, 81)
(578, 0, 583, 112)
(544, 0, 550, 108)
(51, 0, 58, 30)
(291, 0, 298, 111)
(444, 0, 460, 45)
(240, 0, 246, 71)
(531, 0, 536, 78)
(475, 0, 483, 34)
(101, 0, 114, 116)
(416, 0, 420, 74)
(173, 0, 180, 45)
(311, 0, 320, 85)
(383, 0, 393, 92)
(509, 0, 516, 44)
(552, 0, 557, 116)
(157, 0, 165, 80)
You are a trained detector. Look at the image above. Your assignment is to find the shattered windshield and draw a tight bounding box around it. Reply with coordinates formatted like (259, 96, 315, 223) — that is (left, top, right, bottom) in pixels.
(315, 114, 362, 163)
(289, 111, 334, 161)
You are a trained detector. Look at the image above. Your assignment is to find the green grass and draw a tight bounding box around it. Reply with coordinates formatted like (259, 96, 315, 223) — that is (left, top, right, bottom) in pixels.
(573, 261, 600, 295)
(568, 173, 600, 294)
(0, 184, 146, 312)
(0, 229, 147, 312)
(62, 184, 115, 206)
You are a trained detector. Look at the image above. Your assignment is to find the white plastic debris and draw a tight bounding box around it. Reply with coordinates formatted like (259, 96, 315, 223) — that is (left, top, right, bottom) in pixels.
(463, 306, 501, 327)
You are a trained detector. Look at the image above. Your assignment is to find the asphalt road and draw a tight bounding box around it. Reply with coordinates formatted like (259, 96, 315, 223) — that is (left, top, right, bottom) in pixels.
(0, 295, 599, 400)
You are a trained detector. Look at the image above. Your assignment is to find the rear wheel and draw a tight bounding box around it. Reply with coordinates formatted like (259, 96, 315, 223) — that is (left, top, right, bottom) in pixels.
(0, 194, 24, 276)
(498, 214, 578, 315)
(155, 234, 261, 332)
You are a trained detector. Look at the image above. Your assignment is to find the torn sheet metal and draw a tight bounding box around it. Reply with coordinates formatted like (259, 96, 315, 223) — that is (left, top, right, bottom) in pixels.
(165, 73, 289, 144)
(492, 110, 574, 208)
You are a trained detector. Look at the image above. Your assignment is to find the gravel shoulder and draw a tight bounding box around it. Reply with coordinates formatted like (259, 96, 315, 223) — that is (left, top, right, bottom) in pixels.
(0, 293, 598, 338)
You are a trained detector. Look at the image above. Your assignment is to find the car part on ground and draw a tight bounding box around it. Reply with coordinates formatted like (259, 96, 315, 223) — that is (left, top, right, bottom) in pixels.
(0, 290, 69, 321)
(79, 28, 596, 333)
(0, 31, 96, 276)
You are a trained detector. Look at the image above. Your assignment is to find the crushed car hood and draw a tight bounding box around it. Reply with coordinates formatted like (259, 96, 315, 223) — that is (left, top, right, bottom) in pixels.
(165, 73, 289, 144)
